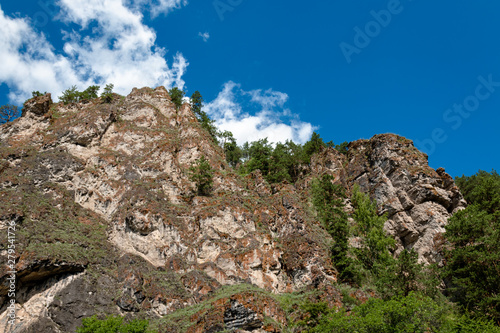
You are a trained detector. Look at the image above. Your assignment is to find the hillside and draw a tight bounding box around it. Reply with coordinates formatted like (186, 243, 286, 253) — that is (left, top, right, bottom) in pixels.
(0, 89, 470, 332)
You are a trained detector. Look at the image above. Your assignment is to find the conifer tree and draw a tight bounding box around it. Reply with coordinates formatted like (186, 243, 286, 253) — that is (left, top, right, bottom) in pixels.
(311, 174, 353, 281)
(189, 156, 214, 196)
(169, 87, 185, 109)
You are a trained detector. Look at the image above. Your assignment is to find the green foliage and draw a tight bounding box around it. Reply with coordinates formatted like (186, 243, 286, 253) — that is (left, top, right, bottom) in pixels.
(376, 249, 439, 300)
(59, 85, 79, 104)
(77, 315, 149, 333)
(444, 170, 500, 322)
(0, 104, 20, 124)
(190, 91, 219, 143)
(307, 293, 451, 333)
(297, 301, 329, 328)
(31, 91, 47, 97)
(101, 83, 115, 103)
(80, 85, 100, 100)
(190, 90, 203, 116)
(302, 131, 325, 163)
(350, 185, 395, 277)
(449, 314, 500, 332)
(59, 85, 101, 104)
(238, 138, 305, 183)
(169, 87, 185, 109)
(310, 174, 353, 281)
(226, 132, 347, 185)
(455, 170, 500, 221)
(219, 130, 242, 167)
(243, 138, 273, 176)
(267, 140, 303, 183)
(188, 156, 214, 196)
(335, 141, 349, 154)
(443, 205, 500, 322)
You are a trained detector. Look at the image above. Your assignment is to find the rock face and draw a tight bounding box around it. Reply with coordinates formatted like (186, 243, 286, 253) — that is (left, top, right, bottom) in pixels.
(0, 89, 465, 332)
(309, 134, 466, 264)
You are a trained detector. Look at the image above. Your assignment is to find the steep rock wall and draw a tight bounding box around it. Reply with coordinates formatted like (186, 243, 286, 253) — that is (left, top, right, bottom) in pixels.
(0, 90, 465, 332)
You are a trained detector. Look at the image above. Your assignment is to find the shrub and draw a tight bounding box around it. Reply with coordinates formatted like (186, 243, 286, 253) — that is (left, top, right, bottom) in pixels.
(76, 315, 149, 333)
(188, 156, 214, 196)
(31, 91, 47, 97)
(308, 293, 449, 333)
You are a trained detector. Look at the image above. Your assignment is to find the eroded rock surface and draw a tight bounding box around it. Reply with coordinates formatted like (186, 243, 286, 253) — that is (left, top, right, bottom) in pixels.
(310, 134, 466, 263)
(0, 91, 465, 331)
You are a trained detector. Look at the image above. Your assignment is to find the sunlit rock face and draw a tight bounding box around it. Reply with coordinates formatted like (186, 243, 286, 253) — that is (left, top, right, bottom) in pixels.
(0, 90, 464, 331)
(309, 134, 466, 264)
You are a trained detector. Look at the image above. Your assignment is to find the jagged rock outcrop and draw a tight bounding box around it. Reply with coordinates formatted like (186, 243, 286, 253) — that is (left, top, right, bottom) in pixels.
(0, 89, 465, 332)
(309, 134, 466, 264)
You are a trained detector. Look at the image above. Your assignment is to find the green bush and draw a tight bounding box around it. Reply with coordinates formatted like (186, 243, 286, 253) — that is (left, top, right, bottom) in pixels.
(77, 315, 149, 333)
(188, 156, 214, 196)
(455, 170, 500, 220)
(308, 293, 449, 333)
(31, 90, 47, 97)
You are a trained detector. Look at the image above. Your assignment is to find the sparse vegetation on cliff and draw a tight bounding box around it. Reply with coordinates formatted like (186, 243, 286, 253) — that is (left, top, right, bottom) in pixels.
(2, 86, 499, 332)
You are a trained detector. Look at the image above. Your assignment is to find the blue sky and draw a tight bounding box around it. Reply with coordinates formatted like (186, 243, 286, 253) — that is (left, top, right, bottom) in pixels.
(0, 0, 499, 177)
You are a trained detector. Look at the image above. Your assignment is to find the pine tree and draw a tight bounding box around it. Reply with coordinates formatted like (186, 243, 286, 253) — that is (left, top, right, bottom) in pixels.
(169, 87, 185, 109)
(311, 174, 352, 281)
(444, 170, 500, 321)
(190, 91, 219, 143)
(350, 185, 395, 274)
(302, 132, 326, 163)
(188, 156, 214, 196)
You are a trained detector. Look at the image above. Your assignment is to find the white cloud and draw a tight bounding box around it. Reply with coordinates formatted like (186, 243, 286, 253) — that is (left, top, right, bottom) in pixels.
(0, 1, 187, 104)
(205, 81, 315, 145)
(128, 0, 188, 18)
(198, 32, 210, 42)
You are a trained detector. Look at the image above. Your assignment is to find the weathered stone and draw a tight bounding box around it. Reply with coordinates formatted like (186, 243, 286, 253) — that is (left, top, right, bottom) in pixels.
(22, 94, 52, 117)
(0, 88, 467, 331)
(311, 134, 466, 264)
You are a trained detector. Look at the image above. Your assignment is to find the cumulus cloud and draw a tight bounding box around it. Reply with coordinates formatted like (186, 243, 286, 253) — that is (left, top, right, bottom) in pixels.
(198, 32, 210, 42)
(0, 1, 187, 104)
(205, 81, 315, 145)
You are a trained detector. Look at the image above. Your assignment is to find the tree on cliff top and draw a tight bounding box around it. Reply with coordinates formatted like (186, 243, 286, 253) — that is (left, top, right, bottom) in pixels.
(190, 91, 219, 143)
(0, 104, 21, 124)
(169, 87, 185, 109)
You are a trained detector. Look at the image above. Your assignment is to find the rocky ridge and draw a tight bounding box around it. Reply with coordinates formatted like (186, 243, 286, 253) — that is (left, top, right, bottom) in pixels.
(0, 89, 465, 332)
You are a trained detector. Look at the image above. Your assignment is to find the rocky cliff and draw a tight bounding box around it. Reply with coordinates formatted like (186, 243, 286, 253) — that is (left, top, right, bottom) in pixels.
(0, 89, 465, 332)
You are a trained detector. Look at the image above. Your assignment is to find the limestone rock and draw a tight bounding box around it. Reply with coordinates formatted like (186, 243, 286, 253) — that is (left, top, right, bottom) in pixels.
(0, 88, 466, 331)
(313, 134, 466, 263)
(22, 94, 52, 118)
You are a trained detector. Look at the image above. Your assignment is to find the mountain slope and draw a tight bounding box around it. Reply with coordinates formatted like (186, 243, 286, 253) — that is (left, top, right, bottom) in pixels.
(0, 89, 465, 332)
